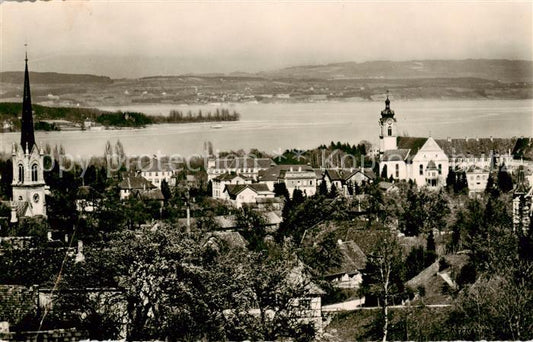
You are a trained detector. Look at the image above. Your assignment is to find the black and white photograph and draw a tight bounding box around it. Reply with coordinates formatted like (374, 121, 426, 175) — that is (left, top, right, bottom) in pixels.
(0, 1, 532, 341)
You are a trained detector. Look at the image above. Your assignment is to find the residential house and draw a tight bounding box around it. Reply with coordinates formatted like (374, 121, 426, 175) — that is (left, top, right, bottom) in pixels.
(258, 165, 317, 198)
(139, 161, 176, 189)
(465, 166, 491, 196)
(131, 188, 165, 205)
(75, 185, 100, 214)
(222, 183, 275, 208)
(378, 181, 399, 193)
(287, 261, 326, 334)
(323, 168, 376, 196)
(323, 169, 345, 194)
(212, 173, 253, 199)
(325, 240, 367, 289)
(118, 173, 157, 200)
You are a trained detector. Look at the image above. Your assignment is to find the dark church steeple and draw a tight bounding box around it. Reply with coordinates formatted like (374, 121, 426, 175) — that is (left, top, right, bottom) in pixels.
(21, 50, 36, 152)
(381, 90, 395, 118)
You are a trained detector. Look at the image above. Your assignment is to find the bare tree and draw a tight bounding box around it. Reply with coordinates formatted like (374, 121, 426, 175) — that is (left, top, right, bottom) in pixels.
(364, 231, 404, 342)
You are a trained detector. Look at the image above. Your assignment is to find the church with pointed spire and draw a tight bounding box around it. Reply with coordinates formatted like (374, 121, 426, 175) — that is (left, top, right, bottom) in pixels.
(10, 52, 47, 222)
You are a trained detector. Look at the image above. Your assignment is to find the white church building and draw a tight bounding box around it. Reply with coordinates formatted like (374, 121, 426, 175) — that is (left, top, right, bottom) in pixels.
(378, 95, 449, 187)
(10, 53, 48, 222)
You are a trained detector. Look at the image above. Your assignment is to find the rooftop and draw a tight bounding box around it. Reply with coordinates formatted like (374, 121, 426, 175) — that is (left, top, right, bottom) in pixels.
(118, 173, 156, 190)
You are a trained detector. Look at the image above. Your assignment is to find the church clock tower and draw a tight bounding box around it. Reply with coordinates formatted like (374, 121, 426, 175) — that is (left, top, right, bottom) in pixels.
(379, 92, 397, 154)
(11, 51, 47, 222)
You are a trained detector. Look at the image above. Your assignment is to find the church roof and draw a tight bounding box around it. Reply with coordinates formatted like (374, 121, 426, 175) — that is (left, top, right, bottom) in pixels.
(397, 137, 428, 153)
(382, 149, 410, 162)
(21, 54, 36, 151)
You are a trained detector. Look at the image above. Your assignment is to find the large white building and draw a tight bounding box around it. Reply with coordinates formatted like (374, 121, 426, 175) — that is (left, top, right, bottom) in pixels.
(378, 96, 449, 188)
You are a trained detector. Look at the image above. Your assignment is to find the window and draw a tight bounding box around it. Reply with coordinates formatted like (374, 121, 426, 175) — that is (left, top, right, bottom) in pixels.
(395, 164, 399, 178)
(438, 164, 442, 175)
(299, 298, 312, 310)
(31, 164, 38, 182)
(419, 164, 423, 175)
(18, 164, 24, 182)
(387, 126, 392, 136)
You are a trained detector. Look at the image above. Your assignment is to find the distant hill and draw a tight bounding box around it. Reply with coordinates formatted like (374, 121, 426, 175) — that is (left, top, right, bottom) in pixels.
(259, 59, 533, 83)
(0, 72, 113, 84)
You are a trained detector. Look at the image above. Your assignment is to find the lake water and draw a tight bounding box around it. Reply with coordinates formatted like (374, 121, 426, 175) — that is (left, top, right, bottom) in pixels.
(0, 99, 531, 158)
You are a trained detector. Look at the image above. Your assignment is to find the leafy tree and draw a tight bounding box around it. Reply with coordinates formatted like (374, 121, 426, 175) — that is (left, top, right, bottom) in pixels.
(0, 158, 13, 199)
(160, 179, 171, 201)
(329, 183, 338, 198)
(445, 168, 456, 192)
(484, 173, 499, 197)
(405, 246, 427, 280)
(318, 178, 328, 196)
(300, 231, 342, 275)
(454, 171, 468, 194)
(497, 165, 513, 193)
(292, 188, 305, 205)
(274, 182, 290, 201)
(425, 230, 437, 266)
(236, 206, 268, 251)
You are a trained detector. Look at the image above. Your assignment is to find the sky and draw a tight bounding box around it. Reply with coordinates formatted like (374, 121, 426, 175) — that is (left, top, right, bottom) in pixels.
(1, 1, 532, 78)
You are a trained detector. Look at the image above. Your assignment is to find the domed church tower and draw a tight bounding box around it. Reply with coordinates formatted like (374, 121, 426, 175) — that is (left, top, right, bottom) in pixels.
(378, 91, 398, 154)
(10, 51, 47, 222)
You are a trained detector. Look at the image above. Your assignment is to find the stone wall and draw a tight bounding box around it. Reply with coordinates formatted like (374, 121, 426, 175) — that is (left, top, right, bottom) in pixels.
(0, 328, 83, 341)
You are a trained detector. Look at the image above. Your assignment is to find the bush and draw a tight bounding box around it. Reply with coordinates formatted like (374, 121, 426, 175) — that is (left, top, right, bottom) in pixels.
(456, 263, 477, 288)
